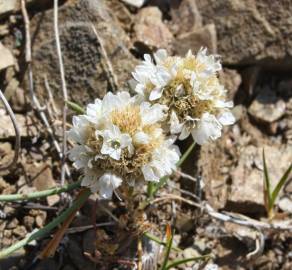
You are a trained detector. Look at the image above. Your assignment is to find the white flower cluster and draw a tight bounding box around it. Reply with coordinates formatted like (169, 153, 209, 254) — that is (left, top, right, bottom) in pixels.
(69, 48, 235, 199)
(132, 48, 235, 145)
(68, 92, 180, 199)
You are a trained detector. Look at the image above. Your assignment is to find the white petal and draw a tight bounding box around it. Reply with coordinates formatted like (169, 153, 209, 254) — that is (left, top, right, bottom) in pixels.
(133, 131, 149, 144)
(98, 173, 122, 199)
(149, 87, 163, 101)
(169, 111, 184, 134)
(218, 111, 235, 125)
(142, 165, 159, 182)
(178, 125, 190, 140)
(154, 49, 167, 64)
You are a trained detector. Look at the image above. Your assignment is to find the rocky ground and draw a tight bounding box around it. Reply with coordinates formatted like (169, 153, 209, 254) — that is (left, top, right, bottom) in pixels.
(0, 0, 291, 269)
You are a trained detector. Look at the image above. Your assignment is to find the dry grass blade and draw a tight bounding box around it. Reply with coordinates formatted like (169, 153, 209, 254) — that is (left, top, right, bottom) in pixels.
(39, 189, 86, 259)
(54, 0, 68, 187)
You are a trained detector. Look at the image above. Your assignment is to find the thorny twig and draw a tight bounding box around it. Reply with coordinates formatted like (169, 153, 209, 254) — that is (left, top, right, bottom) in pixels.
(20, 0, 70, 178)
(91, 24, 119, 91)
(0, 90, 21, 171)
(54, 0, 68, 187)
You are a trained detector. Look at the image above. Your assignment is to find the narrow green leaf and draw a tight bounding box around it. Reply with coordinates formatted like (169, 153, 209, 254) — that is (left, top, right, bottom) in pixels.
(166, 254, 211, 269)
(262, 149, 272, 210)
(270, 163, 292, 208)
(161, 226, 173, 270)
(144, 232, 182, 252)
(67, 100, 85, 114)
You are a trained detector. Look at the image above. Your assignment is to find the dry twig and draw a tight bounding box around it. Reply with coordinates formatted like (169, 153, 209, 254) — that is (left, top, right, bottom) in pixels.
(151, 194, 292, 231)
(0, 90, 21, 171)
(54, 0, 68, 187)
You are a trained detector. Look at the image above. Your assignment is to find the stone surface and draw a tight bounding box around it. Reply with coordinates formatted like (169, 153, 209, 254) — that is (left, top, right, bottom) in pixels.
(196, 0, 292, 66)
(170, 0, 202, 35)
(228, 144, 292, 213)
(173, 23, 217, 56)
(0, 42, 14, 71)
(0, 143, 14, 169)
(0, 109, 37, 138)
(29, 0, 137, 107)
(134, 7, 173, 50)
(248, 90, 286, 123)
(219, 68, 242, 100)
(27, 162, 56, 191)
(278, 197, 292, 214)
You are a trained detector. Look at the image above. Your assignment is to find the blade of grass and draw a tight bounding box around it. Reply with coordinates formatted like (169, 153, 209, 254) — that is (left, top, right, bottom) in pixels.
(144, 232, 182, 252)
(262, 149, 272, 210)
(66, 100, 85, 114)
(161, 225, 173, 270)
(0, 188, 91, 259)
(0, 180, 81, 202)
(165, 254, 211, 269)
(270, 163, 292, 208)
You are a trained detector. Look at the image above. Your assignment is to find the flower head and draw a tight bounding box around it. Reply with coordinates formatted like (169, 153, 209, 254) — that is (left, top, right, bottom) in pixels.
(132, 48, 235, 144)
(68, 91, 180, 198)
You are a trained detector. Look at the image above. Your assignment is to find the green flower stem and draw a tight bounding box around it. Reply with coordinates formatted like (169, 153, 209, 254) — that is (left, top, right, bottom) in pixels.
(0, 180, 82, 202)
(0, 188, 91, 259)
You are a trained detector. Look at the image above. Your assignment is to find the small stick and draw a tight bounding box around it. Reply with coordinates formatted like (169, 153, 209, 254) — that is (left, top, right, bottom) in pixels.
(151, 194, 292, 231)
(0, 90, 21, 171)
(91, 24, 119, 91)
(66, 222, 115, 234)
(54, 0, 68, 187)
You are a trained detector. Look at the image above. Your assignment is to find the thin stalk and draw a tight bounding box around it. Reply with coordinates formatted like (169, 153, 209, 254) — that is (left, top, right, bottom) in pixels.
(0, 188, 91, 259)
(0, 180, 81, 202)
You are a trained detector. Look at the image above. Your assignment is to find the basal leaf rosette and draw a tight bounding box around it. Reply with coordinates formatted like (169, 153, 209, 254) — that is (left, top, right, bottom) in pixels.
(68, 92, 180, 199)
(132, 48, 235, 145)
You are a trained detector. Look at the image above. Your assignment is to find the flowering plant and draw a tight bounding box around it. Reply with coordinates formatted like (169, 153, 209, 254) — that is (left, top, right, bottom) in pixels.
(132, 48, 235, 145)
(68, 91, 180, 199)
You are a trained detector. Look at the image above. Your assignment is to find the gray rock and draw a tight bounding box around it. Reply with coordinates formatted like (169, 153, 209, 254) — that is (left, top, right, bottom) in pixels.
(170, 0, 202, 35)
(219, 68, 242, 100)
(0, 43, 14, 71)
(173, 24, 217, 56)
(29, 0, 137, 107)
(228, 144, 292, 213)
(134, 7, 173, 50)
(248, 90, 286, 123)
(0, 109, 37, 138)
(196, 0, 292, 66)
